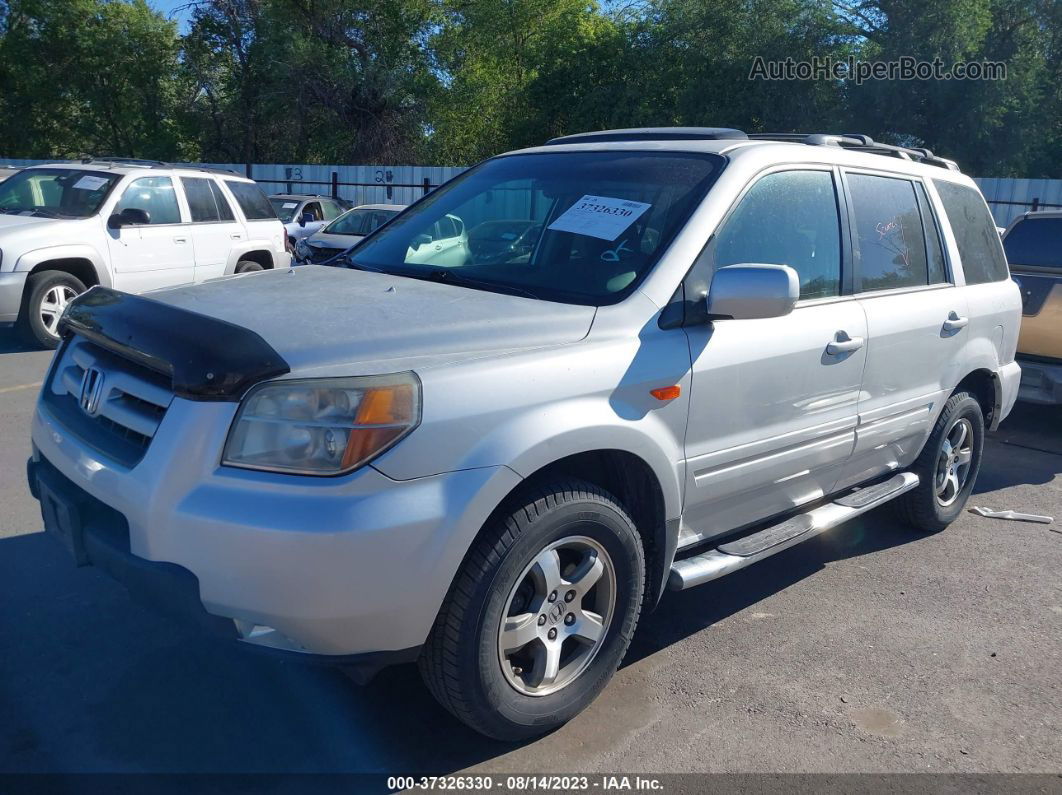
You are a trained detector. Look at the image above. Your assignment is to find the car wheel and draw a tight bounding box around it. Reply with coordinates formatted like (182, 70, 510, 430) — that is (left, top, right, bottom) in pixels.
(894, 391, 984, 533)
(419, 478, 645, 741)
(235, 260, 265, 274)
(17, 271, 86, 350)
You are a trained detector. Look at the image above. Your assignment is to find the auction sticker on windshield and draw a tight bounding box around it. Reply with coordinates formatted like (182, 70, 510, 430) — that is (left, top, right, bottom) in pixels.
(547, 195, 651, 241)
(73, 175, 110, 191)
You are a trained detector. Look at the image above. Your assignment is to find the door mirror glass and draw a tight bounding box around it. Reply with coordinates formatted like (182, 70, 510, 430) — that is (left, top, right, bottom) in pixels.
(299, 211, 315, 227)
(107, 207, 151, 229)
(706, 264, 799, 320)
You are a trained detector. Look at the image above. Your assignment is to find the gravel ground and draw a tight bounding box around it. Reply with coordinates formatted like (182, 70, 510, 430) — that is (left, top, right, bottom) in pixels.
(0, 327, 1059, 776)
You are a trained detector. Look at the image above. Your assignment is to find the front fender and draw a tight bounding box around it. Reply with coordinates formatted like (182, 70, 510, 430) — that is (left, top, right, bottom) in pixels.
(15, 244, 111, 288)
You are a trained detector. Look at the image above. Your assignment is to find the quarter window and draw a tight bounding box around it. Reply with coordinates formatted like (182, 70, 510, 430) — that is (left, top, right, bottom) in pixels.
(934, 180, 1010, 283)
(847, 173, 930, 292)
(114, 177, 181, 225)
(712, 170, 842, 299)
(225, 180, 276, 220)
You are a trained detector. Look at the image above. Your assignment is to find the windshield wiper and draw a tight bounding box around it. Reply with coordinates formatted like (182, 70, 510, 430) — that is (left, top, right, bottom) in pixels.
(331, 253, 383, 272)
(409, 269, 540, 300)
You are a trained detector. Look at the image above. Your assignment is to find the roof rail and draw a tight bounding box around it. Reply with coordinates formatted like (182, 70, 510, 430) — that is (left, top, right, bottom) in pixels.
(747, 133, 959, 171)
(80, 156, 238, 176)
(545, 127, 748, 145)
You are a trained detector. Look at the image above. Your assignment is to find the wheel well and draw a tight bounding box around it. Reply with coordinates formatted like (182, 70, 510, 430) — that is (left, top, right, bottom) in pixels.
(500, 450, 669, 608)
(954, 369, 996, 426)
(239, 250, 274, 270)
(29, 258, 100, 289)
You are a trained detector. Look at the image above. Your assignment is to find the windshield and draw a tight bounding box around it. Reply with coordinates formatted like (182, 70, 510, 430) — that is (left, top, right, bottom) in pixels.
(1004, 217, 1062, 268)
(270, 198, 301, 223)
(0, 168, 121, 218)
(349, 151, 722, 304)
(325, 207, 400, 236)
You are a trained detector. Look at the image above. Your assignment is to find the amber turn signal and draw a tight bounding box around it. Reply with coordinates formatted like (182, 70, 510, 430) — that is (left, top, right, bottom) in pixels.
(650, 385, 681, 401)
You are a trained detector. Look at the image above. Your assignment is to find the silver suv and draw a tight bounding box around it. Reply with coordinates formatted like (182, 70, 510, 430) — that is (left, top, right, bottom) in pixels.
(27, 129, 1022, 741)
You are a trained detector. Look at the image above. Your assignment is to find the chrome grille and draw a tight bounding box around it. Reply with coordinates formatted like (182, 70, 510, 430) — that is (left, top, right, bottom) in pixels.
(44, 336, 174, 467)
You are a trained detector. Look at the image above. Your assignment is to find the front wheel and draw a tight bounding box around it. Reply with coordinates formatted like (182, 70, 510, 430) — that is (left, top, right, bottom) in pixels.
(17, 270, 86, 349)
(894, 391, 984, 533)
(419, 479, 645, 741)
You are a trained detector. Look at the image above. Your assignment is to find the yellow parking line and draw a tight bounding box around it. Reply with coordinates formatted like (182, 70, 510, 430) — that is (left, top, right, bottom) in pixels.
(0, 381, 41, 395)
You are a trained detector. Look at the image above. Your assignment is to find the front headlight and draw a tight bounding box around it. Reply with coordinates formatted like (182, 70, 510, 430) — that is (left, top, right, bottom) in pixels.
(222, 374, 421, 475)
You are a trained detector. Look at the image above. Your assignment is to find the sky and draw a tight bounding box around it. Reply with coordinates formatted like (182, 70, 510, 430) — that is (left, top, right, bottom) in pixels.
(148, 0, 194, 33)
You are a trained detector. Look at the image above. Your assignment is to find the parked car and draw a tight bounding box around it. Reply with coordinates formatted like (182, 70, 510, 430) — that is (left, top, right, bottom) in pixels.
(0, 166, 20, 184)
(269, 194, 347, 249)
(27, 128, 1020, 741)
(0, 160, 289, 347)
(1002, 210, 1062, 403)
(294, 203, 404, 263)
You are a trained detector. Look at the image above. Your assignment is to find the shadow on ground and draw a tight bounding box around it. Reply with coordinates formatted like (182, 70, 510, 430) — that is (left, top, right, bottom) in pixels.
(0, 327, 40, 355)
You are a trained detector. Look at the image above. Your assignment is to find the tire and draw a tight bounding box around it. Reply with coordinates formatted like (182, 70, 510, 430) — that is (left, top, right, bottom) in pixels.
(17, 270, 87, 350)
(235, 260, 265, 274)
(894, 391, 984, 533)
(419, 478, 645, 741)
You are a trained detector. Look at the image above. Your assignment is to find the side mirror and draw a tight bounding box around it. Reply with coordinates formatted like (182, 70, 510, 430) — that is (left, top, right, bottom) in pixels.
(299, 211, 315, 228)
(705, 264, 799, 320)
(107, 208, 150, 229)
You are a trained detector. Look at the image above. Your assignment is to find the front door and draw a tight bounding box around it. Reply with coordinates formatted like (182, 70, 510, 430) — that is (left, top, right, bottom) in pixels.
(681, 168, 866, 545)
(107, 176, 195, 292)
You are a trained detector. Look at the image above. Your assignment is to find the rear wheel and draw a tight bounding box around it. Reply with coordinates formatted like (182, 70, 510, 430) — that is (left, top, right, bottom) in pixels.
(235, 260, 265, 274)
(894, 391, 984, 533)
(419, 479, 645, 741)
(17, 271, 86, 349)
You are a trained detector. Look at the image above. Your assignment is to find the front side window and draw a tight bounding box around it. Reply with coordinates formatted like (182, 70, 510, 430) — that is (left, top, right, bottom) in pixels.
(0, 168, 120, 219)
(933, 180, 1009, 284)
(350, 152, 722, 305)
(1002, 216, 1062, 269)
(712, 170, 842, 299)
(226, 180, 276, 220)
(848, 173, 930, 292)
(114, 176, 181, 225)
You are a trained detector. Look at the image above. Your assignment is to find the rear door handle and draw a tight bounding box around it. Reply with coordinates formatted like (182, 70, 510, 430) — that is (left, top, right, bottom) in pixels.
(230, 233, 243, 240)
(173, 236, 188, 244)
(942, 312, 969, 332)
(826, 331, 864, 355)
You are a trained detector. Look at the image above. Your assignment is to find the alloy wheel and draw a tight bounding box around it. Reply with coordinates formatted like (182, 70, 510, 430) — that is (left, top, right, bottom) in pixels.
(935, 417, 974, 507)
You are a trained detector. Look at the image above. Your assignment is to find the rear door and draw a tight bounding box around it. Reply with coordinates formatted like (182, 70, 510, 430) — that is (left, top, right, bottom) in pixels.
(106, 176, 195, 292)
(836, 170, 966, 489)
(681, 167, 868, 544)
(181, 176, 244, 281)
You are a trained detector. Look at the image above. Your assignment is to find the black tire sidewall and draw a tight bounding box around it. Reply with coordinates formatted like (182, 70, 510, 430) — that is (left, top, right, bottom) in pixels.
(235, 260, 264, 274)
(19, 271, 86, 349)
(470, 496, 644, 738)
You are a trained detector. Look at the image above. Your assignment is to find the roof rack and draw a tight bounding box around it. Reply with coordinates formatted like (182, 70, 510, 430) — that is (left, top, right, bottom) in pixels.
(80, 156, 238, 176)
(545, 127, 748, 145)
(746, 133, 959, 171)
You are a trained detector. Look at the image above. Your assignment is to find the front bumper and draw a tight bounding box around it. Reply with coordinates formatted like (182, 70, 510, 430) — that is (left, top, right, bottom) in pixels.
(30, 395, 521, 660)
(0, 270, 28, 323)
(1016, 356, 1062, 405)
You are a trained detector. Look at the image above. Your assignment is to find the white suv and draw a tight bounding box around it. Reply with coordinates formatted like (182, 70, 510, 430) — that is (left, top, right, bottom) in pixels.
(0, 160, 289, 347)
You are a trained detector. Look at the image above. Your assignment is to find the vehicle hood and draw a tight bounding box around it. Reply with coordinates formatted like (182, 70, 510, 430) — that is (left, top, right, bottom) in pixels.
(307, 231, 363, 250)
(0, 213, 59, 234)
(146, 265, 595, 374)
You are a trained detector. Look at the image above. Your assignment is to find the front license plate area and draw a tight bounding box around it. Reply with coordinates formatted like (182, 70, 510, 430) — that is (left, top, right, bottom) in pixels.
(38, 478, 89, 567)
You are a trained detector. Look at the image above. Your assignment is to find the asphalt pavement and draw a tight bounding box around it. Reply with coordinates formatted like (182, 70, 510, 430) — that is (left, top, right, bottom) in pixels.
(1, 326, 1059, 776)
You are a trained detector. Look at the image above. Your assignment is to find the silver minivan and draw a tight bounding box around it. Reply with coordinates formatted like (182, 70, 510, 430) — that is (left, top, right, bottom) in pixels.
(28, 128, 1021, 740)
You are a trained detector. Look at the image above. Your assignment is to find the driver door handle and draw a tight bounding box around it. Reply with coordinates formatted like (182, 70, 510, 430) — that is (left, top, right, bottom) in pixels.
(942, 312, 969, 332)
(826, 331, 864, 355)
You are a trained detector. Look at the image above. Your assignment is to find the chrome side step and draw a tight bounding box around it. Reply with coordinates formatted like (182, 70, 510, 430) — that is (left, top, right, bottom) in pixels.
(668, 472, 919, 591)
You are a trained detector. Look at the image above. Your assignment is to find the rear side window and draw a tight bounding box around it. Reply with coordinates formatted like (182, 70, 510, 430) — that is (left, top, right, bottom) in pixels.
(225, 180, 276, 220)
(915, 184, 948, 284)
(181, 177, 222, 222)
(713, 170, 841, 299)
(847, 173, 930, 292)
(209, 181, 235, 221)
(1003, 217, 1062, 269)
(933, 180, 1009, 284)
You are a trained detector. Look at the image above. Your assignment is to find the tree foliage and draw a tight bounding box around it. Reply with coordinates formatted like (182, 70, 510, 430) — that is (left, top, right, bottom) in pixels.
(0, 0, 1058, 175)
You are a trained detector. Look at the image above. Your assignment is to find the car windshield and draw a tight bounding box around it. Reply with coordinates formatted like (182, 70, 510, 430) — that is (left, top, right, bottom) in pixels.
(0, 168, 121, 218)
(349, 151, 722, 304)
(270, 198, 301, 223)
(325, 208, 400, 236)
(1004, 217, 1062, 268)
